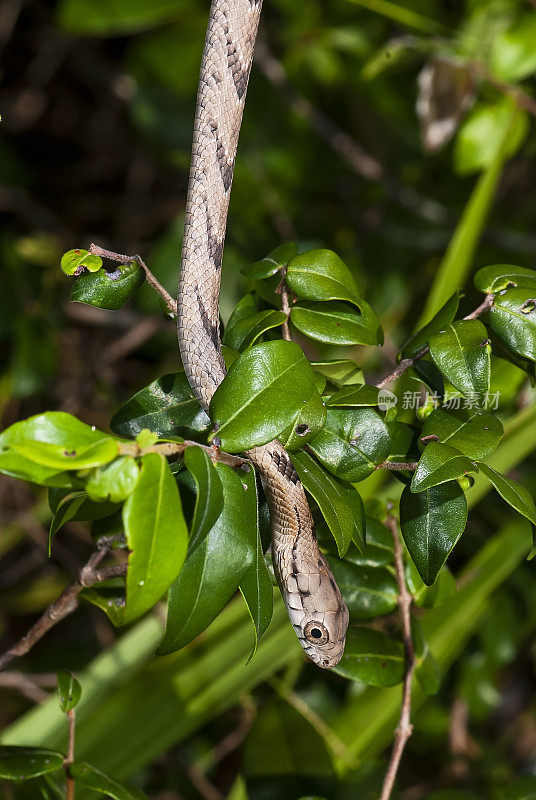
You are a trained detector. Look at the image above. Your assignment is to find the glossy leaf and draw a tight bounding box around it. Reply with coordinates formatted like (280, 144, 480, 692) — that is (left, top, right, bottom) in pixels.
(420, 407, 503, 459)
(70, 762, 148, 799)
(329, 559, 398, 619)
(429, 319, 491, 396)
(0, 747, 64, 780)
(292, 450, 361, 556)
(71, 263, 145, 310)
(241, 242, 297, 280)
(209, 340, 319, 452)
(223, 307, 287, 352)
(291, 299, 383, 346)
(400, 292, 459, 359)
(489, 15, 536, 82)
(488, 288, 536, 361)
(11, 437, 119, 470)
(86, 457, 140, 503)
(474, 264, 536, 294)
(400, 482, 468, 585)
(57, 670, 82, 713)
(49, 492, 120, 554)
(111, 373, 210, 439)
(341, 517, 393, 569)
(454, 100, 528, 175)
(325, 384, 379, 408)
(477, 463, 536, 524)
(239, 483, 273, 661)
(333, 626, 404, 686)
(312, 360, 363, 388)
(308, 407, 391, 483)
(286, 249, 362, 305)
(157, 464, 256, 654)
(61, 248, 102, 275)
(411, 442, 477, 492)
(122, 453, 188, 624)
(278, 389, 327, 452)
(184, 446, 224, 553)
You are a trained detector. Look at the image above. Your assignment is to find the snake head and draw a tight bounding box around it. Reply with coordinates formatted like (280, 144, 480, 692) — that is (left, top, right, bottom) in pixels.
(286, 551, 350, 669)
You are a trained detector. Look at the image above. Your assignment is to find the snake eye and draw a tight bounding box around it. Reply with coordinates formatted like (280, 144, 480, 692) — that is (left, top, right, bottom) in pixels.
(304, 620, 329, 645)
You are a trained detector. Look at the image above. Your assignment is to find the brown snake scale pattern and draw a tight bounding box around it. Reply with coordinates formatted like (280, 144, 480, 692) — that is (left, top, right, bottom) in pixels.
(177, 0, 348, 667)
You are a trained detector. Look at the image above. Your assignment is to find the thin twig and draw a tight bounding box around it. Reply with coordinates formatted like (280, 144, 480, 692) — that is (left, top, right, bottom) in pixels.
(380, 514, 416, 800)
(0, 672, 52, 703)
(118, 439, 250, 469)
(0, 548, 126, 673)
(376, 461, 419, 471)
(89, 244, 177, 316)
(475, 62, 536, 118)
(276, 267, 292, 341)
(65, 708, 76, 800)
(377, 294, 494, 388)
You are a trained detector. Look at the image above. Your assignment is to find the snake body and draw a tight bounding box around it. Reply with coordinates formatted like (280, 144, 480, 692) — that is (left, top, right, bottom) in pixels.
(177, 0, 349, 667)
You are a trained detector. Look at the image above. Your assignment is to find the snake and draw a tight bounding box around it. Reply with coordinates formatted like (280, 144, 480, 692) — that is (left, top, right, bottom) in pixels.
(177, 0, 349, 668)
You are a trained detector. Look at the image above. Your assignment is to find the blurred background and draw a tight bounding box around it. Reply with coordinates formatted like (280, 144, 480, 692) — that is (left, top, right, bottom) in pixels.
(2, 1, 536, 798)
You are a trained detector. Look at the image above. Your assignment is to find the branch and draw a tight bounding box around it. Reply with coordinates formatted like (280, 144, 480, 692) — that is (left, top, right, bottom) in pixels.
(0, 547, 127, 673)
(376, 461, 419, 471)
(377, 293, 494, 388)
(276, 267, 292, 341)
(118, 439, 251, 470)
(89, 244, 177, 316)
(380, 513, 416, 800)
(65, 708, 76, 800)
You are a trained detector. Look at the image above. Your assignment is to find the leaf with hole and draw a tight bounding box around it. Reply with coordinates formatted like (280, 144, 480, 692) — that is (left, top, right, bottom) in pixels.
(209, 340, 320, 452)
(429, 319, 491, 396)
(111, 373, 210, 439)
(70, 262, 145, 310)
(57, 670, 82, 713)
(307, 407, 391, 483)
(278, 389, 326, 452)
(488, 289, 536, 362)
(61, 248, 102, 275)
(474, 264, 536, 294)
(400, 481, 468, 585)
(10, 438, 119, 471)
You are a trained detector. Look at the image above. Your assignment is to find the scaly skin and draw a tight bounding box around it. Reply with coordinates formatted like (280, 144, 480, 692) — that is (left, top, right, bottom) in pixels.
(177, 0, 349, 667)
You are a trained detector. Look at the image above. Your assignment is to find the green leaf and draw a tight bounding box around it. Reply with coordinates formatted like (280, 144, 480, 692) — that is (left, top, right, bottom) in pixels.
(474, 264, 536, 294)
(454, 100, 528, 175)
(86, 457, 140, 503)
(111, 373, 210, 439)
(489, 15, 536, 82)
(312, 360, 363, 388)
(291, 299, 383, 346)
(501, 777, 536, 800)
(223, 307, 288, 352)
(70, 762, 148, 799)
(488, 288, 536, 361)
(157, 464, 256, 654)
(341, 517, 393, 568)
(60, 248, 102, 275)
(477, 463, 536, 524)
(10, 437, 119, 470)
(184, 446, 224, 553)
(239, 501, 273, 660)
(308, 408, 391, 483)
(400, 292, 459, 359)
(135, 429, 159, 448)
(57, 670, 82, 712)
(122, 453, 188, 624)
(400, 482, 468, 585)
(70, 263, 145, 311)
(329, 559, 398, 619)
(0, 747, 64, 780)
(420, 407, 503, 460)
(406, 560, 456, 609)
(241, 242, 298, 280)
(57, 0, 181, 35)
(49, 492, 121, 554)
(411, 442, 478, 493)
(413, 620, 441, 695)
(429, 319, 491, 397)
(278, 389, 327, 452)
(325, 384, 380, 408)
(209, 341, 320, 452)
(286, 249, 362, 305)
(333, 626, 404, 686)
(292, 450, 362, 556)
